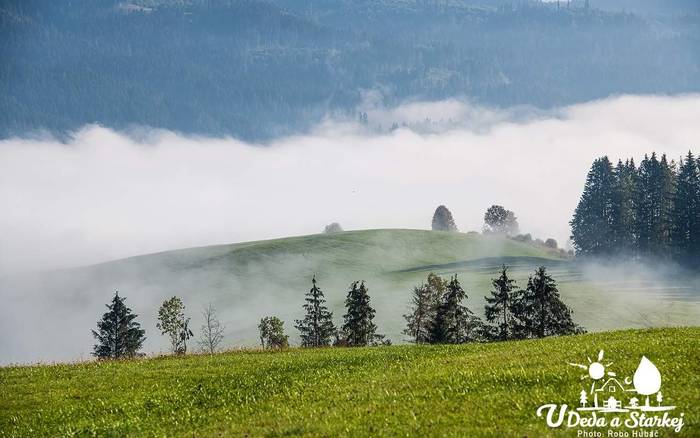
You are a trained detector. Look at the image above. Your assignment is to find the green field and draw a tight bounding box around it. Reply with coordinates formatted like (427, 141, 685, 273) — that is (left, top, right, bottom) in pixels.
(1, 327, 697, 437)
(2, 229, 699, 365)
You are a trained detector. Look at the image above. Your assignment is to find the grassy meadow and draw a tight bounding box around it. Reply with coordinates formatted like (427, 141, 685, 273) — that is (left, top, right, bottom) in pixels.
(1, 327, 698, 437)
(2, 229, 700, 364)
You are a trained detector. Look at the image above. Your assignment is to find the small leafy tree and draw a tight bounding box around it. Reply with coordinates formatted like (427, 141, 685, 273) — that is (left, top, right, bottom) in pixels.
(92, 291, 146, 359)
(198, 303, 225, 354)
(259, 316, 289, 349)
(429, 275, 481, 344)
(340, 281, 386, 346)
(431, 205, 458, 231)
(403, 273, 446, 343)
(295, 276, 337, 347)
(511, 266, 585, 338)
(484, 266, 517, 341)
(324, 222, 343, 233)
(483, 205, 519, 235)
(157, 296, 193, 354)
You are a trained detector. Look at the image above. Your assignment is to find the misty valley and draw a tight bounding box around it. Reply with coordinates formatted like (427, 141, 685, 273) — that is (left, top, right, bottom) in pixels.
(1, 0, 699, 436)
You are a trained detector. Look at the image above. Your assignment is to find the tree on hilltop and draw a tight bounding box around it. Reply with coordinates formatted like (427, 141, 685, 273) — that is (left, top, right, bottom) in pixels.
(483, 205, 519, 236)
(432, 205, 458, 231)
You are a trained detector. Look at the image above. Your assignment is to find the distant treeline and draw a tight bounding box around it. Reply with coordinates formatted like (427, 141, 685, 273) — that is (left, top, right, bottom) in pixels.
(571, 151, 700, 262)
(2, 0, 699, 139)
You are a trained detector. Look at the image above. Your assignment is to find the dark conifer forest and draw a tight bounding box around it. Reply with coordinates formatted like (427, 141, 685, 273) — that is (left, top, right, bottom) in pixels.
(1, 0, 699, 140)
(571, 151, 700, 262)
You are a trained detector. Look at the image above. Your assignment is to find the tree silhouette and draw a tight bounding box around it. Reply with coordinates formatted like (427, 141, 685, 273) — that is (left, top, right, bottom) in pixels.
(431, 205, 458, 231)
(92, 291, 145, 359)
(295, 276, 336, 347)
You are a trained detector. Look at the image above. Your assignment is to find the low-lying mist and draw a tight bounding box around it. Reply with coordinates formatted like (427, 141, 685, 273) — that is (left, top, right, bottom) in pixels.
(1, 94, 699, 364)
(2, 94, 699, 274)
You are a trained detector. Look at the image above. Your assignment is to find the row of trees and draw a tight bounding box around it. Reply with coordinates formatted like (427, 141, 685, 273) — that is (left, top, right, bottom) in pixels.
(293, 277, 388, 348)
(403, 266, 584, 343)
(92, 266, 583, 359)
(571, 152, 700, 261)
(92, 294, 225, 359)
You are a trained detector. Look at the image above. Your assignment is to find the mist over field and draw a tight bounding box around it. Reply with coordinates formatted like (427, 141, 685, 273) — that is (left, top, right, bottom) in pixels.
(2, 94, 700, 364)
(2, 94, 699, 274)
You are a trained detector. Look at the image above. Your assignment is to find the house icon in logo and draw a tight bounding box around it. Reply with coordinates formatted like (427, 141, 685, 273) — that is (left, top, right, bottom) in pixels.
(569, 350, 675, 413)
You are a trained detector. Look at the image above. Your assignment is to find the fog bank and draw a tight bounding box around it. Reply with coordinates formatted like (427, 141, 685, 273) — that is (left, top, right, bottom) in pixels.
(1, 94, 700, 274)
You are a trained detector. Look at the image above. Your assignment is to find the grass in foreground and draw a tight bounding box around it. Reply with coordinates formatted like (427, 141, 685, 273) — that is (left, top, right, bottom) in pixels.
(1, 327, 698, 437)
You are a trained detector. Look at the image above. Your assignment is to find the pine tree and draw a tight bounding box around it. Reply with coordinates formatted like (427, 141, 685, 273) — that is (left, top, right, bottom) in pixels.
(340, 281, 385, 346)
(403, 272, 446, 343)
(636, 153, 676, 258)
(429, 275, 481, 344)
(611, 159, 638, 254)
(294, 276, 336, 347)
(484, 265, 517, 341)
(511, 267, 584, 338)
(92, 291, 146, 359)
(431, 205, 458, 231)
(672, 151, 700, 261)
(570, 157, 616, 256)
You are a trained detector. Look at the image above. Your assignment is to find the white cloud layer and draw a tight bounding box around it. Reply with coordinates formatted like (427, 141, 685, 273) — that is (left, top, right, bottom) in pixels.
(1, 94, 700, 274)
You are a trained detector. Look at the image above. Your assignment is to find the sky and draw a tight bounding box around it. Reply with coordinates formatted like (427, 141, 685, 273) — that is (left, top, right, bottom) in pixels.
(1, 93, 700, 275)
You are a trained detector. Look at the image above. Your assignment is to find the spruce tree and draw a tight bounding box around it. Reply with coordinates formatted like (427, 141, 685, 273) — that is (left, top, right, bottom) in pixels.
(403, 273, 446, 343)
(484, 265, 517, 341)
(92, 291, 146, 359)
(672, 151, 700, 261)
(429, 275, 481, 344)
(340, 281, 385, 346)
(636, 153, 676, 258)
(570, 157, 616, 256)
(431, 205, 458, 231)
(611, 159, 638, 254)
(511, 267, 584, 338)
(294, 276, 336, 347)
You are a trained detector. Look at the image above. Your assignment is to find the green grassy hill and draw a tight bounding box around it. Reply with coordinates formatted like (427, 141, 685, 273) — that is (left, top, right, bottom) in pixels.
(1, 327, 697, 437)
(1, 229, 699, 364)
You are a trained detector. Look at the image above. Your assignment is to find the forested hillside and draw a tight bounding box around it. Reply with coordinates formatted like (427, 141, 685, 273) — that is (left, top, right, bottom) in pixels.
(1, 0, 699, 140)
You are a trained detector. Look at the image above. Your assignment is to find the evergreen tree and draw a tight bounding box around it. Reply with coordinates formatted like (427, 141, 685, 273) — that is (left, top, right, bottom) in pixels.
(92, 291, 146, 359)
(570, 157, 616, 256)
(431, 205, 458, 231)
(403, 272, 446, 343)
(672, 151, 700, 261)
(340, 281, 385, 346)
(611, 159, 638, 254)
(484, 265, 517, 341)
(429, 275, 481, 344)
(636, 153, 676, 258)
(294, 276, 336, 347)
(511, 267, 584, 338)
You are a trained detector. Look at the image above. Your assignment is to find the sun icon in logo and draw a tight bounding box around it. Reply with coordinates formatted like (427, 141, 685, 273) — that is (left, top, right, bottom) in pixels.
(568, 350, 616, 381)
